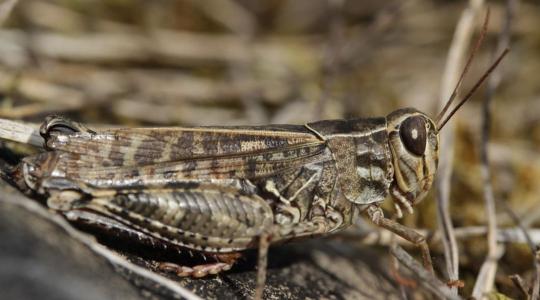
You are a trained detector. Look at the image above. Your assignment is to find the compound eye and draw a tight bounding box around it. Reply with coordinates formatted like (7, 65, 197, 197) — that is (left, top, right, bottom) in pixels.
(399, 116, 427, 156)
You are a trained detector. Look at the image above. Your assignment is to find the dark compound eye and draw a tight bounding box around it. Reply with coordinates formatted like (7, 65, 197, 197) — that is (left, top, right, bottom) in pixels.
(399, 116, 427, 156)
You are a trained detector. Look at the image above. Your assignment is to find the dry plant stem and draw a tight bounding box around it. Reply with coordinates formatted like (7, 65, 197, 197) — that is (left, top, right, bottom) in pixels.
(478, 3, 539, 298)
(509, 274, 531, 299)
(492, 3, 540, 297)
(533, 249, 540, 300)
(390, 245, 462, 300)
(0, 118, 43, 147)
(451, 226, 538, 244)
(472, 0, 515, 297)
(389, 240, 411, 296)
(534, 250, 540, 300)
(351, 226, 540, 247)
(500, 198, 540, 300)
(388, 221, 415, 296)
(436, 0, 484, 291)
(0, 118, 116, 146)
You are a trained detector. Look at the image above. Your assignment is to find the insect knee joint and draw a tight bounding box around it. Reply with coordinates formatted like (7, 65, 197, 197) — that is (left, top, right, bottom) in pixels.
(47, 190, 85, 211)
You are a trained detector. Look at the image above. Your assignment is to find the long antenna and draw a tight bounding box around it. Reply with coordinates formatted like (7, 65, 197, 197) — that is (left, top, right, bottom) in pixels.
(436, 8, 491, 124)
(437, 48, 509, 131)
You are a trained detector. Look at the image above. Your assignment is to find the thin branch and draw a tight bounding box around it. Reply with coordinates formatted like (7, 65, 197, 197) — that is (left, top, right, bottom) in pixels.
(0, 118, 43, 147)
(436, 0, 485, 292)
(345, 226, 540, 246)
(535, 249, 540, 300)
(472, 0, 515, 297)
(499, 199, 540, 300)
(464, 0, 540, 300)
(390, 245, 462, 300)
(509, 274, 531, 299)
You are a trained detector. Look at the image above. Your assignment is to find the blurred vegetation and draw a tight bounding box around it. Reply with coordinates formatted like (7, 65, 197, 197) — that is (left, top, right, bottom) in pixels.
(0, 0, 539, 298)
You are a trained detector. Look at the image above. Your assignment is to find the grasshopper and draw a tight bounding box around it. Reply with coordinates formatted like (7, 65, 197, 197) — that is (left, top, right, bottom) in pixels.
(0, 22, 508, 300)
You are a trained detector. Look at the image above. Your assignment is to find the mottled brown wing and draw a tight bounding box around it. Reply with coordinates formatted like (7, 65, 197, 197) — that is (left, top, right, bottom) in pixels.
(46, 125, 330, 187)
(46, 125, 321, 167)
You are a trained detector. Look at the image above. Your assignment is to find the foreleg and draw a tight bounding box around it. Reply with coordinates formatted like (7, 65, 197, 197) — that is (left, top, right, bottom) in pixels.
(366, 205, 434, 274)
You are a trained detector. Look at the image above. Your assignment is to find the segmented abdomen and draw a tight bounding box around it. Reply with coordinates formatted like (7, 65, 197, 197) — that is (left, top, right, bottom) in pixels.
(85, 187, 273, 252)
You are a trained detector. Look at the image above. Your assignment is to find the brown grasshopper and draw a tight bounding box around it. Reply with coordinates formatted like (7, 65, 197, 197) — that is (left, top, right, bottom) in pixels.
(0, 22, 508, 300)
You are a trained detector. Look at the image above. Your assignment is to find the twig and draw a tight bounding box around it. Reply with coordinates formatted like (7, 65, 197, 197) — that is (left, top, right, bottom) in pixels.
(472, 0, 515, 297)
(436, 0, 484, 292)
(499, 199, 540, 300)
(509, 274, 531, 299)
(390, 245, 462, 300)
(535, 249, 540, 300)
(0, 118, 43, 147)
(482, 2, 539, 298)
(345, 225, 540, 246)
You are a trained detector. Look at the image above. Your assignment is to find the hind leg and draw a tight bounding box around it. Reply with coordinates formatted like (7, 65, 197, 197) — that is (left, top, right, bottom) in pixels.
(158, 253, 242, 278)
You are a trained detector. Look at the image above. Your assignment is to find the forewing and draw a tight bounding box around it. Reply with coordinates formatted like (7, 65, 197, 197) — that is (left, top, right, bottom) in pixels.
(46, 125, 330, 188)
(46, 125, 321, 167)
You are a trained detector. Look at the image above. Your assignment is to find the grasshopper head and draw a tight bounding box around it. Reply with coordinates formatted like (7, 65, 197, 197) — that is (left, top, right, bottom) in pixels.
(386, 108, 439, 214)
(381, 24, 508, 216)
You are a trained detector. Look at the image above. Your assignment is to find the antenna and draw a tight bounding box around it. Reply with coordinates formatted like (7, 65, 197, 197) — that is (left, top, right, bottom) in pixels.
(436, 8, 490, 125)
(437, 48, 509, 130)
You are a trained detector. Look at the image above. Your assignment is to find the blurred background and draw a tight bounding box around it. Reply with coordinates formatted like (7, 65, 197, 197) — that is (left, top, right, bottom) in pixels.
(0, 0, 539, 298)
